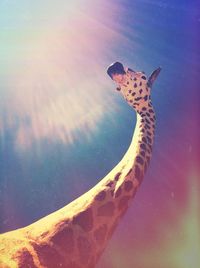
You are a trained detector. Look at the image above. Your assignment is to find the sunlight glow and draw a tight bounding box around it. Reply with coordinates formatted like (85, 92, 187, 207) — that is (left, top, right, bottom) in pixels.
(168, 172, 200, 268)
(108, 171, 200, 268)
(0, 1, 126, 149)
(139, 172, 200, 268)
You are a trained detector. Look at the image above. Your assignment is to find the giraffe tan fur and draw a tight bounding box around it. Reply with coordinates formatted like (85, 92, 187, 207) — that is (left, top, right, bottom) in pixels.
(0, 67, 161, 267)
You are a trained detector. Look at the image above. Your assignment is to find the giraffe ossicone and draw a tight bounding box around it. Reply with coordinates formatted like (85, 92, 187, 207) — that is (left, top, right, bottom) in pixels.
(0, 67, 161, 268)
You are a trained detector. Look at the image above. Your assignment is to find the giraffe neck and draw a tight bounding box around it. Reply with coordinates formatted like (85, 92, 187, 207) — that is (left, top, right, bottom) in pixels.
(90, 102, 156, 247)
(0, 101, 156, 268)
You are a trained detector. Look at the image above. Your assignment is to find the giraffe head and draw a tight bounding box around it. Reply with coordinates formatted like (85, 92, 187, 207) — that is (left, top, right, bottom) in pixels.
(107, 62, 161, 113)
(123, 67, 161, 113)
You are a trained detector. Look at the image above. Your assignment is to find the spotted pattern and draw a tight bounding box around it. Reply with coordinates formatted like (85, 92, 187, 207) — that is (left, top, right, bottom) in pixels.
(114, 172, 122, 181)
(72, 208, 93, 232)
(106, 181, 114, 187)
(114, 186, 122, 198)
(4, 69, 157, 268)
(17, 249, 36, 268)
(50, 227, 74, 254)
(135, 165, 142, 182)
(115, 70, 156, 202)
(110, 66, 157, 252)
(136, 155, 144, 165)
(95, 190, 106, 201)
(126, 168, 132, 177)
(31, 242, 66, 268)
(116, 70, 157, 119)
(124, 180, 133, 192)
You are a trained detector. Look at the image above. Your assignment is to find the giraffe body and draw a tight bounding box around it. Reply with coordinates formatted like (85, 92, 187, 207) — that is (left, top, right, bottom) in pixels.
(0, 67, 161, 268)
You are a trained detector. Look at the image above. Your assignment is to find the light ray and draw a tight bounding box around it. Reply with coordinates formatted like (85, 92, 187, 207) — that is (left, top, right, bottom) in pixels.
(107, 171, 200, 268)
(0, 1, 131, 150)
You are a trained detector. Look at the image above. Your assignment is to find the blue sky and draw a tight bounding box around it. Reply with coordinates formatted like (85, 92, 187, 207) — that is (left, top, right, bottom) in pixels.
(0, 1, 199, 267)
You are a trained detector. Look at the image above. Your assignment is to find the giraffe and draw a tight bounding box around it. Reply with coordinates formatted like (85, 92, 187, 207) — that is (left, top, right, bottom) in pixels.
(0, 66, 161, 268)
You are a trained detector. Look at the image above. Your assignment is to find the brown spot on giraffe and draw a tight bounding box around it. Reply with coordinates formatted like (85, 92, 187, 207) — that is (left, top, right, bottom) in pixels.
(95, 190, 106, 201)
(40, 230, 50, 239)
(135, 165, 142, 182)
(106, 181, 114, 187)
(124, 180, 134, 192)
(142, 137, 147, 143)
(150, 117, 154, 123)
(114, 172, 121, 181)
(147, 131, 152, 137)
(147, 136, 152, 144)
(16, 248, 36, 268)
(0, 67, 159, 268)
(145, 118, 151, 124)
(31, 242, 66, 268)
(50, 226, 74, 254)
(136, 155, 144, 165)
(146, 156, 151, 166)
(114, 186, 122, 198)
(126, 168, 132, 177)
(145, 124, 151, 130)
(72, 208, 93, 232)
(110, 189, 114, 197)
(97, 201, 115, 217)
(139, 123, 144, 129)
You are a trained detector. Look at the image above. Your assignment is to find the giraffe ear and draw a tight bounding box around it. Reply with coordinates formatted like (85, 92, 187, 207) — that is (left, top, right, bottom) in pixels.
(127, 67, 136, 73)
(148, 67, 162, 88)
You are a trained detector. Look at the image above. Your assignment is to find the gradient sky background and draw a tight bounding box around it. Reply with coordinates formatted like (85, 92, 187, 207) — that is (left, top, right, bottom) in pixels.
(0, 0, 199, 267)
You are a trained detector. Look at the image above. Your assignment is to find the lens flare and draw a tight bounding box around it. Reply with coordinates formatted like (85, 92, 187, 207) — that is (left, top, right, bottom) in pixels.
(100, 171, 200, 268)
(0, 1, 126, 150)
